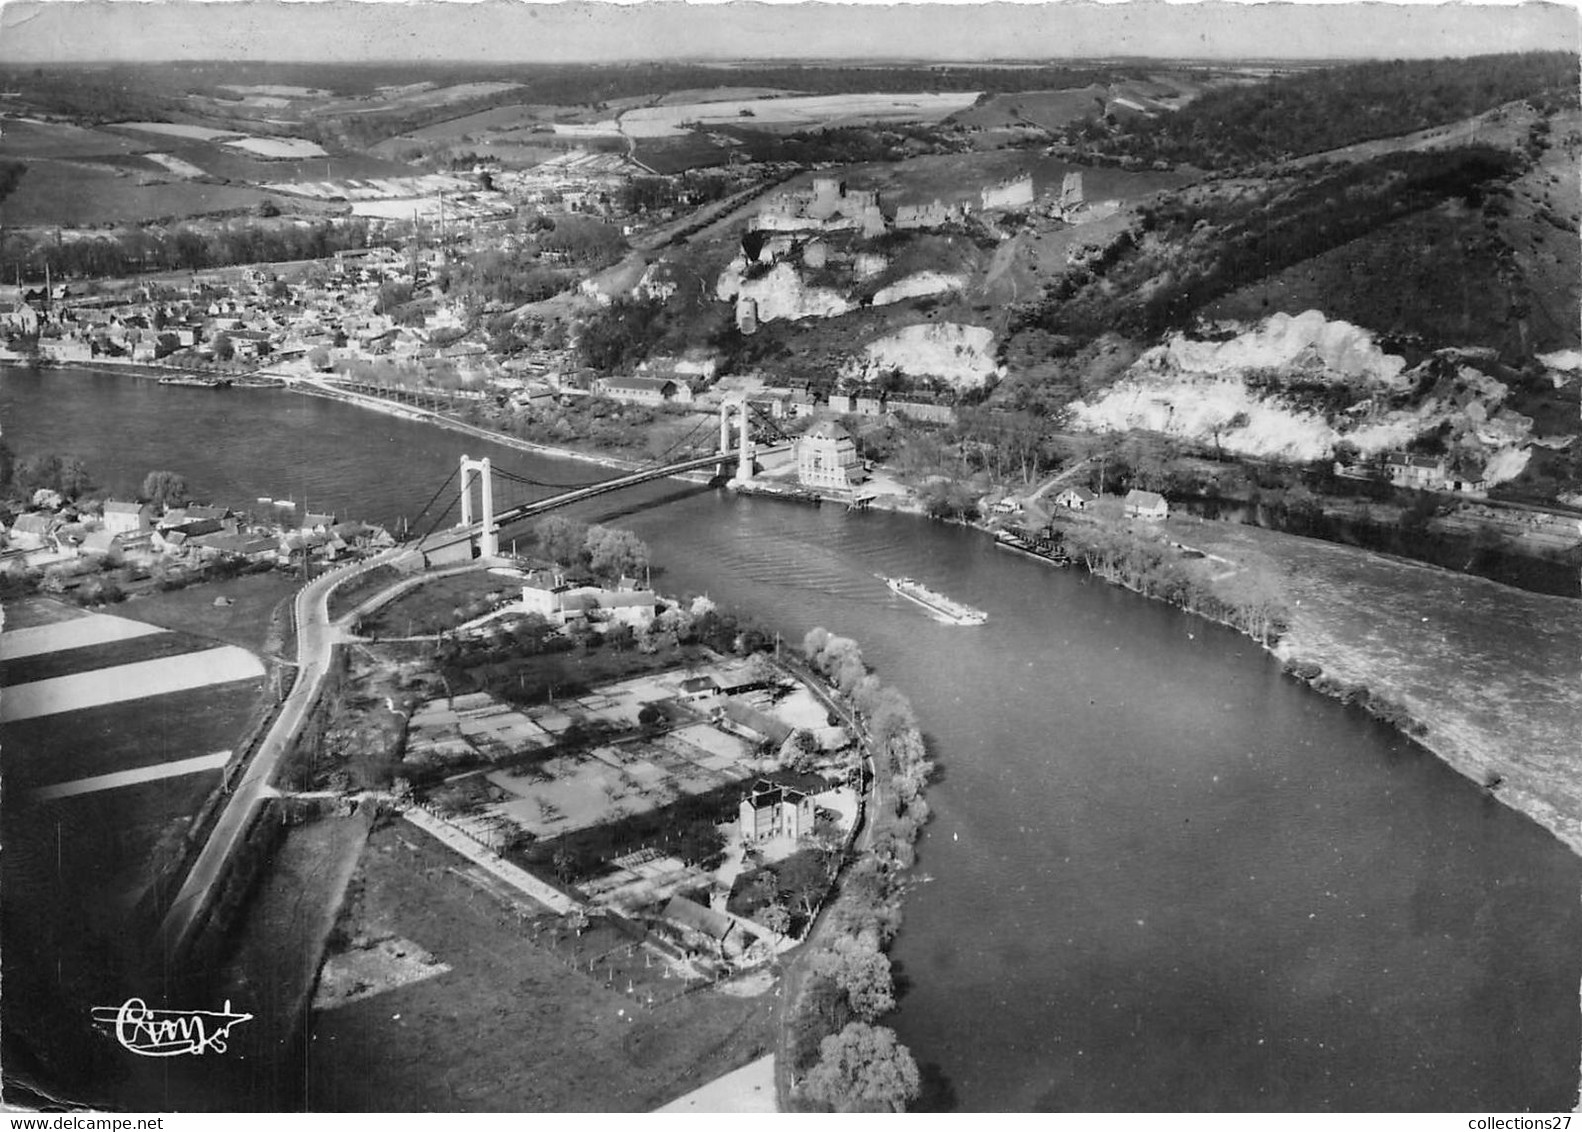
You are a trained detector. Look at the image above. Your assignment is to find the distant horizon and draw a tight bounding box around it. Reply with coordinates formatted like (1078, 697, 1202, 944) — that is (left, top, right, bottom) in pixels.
(0, 1, 1575, 65)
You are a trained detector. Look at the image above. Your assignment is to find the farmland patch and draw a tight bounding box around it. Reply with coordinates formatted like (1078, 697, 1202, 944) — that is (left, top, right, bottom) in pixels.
(223, 135, 328, 160)
(0, 645, 264, 722)
(0, 158, 268, 225)
(114, 121, 241, 142)
(0, 608, 166, 661)
(0, 117, 150, 158)
(1, 679, 264, 787)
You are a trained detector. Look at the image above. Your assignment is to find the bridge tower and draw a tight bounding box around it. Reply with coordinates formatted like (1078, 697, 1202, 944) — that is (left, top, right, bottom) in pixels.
(718, 396, 754, 487)
(458, 454, 499, 558)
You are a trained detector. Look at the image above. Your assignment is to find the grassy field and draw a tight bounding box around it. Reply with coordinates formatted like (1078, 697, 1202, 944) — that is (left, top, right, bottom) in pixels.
(0, 118, 152, 159)
(2, 595, 90, 631)
(1, 158, 270, 225)
(947, 86, 1108, 132)
(1166, 515, 1582, 853)
(361, 570, 519, 637)
(304, 820, 774, 1112)
(115, 570, 299, 653)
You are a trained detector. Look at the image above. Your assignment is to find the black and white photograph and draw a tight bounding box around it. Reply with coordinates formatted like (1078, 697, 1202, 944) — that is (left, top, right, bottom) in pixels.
(0, 0, 1578, 1114)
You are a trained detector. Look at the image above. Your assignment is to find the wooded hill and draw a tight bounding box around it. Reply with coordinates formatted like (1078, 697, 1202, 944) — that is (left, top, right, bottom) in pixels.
(1077, 51, 1579, 169)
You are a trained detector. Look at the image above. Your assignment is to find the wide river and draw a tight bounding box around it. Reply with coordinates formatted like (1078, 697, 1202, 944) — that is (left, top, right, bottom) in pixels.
(5, 367, 1580, 1111)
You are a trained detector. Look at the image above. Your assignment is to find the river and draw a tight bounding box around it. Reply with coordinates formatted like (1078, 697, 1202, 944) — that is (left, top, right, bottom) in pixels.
(5, 366, 1579, 1111)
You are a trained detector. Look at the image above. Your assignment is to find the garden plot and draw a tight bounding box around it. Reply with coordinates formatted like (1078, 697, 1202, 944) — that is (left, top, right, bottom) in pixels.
(583, 851, 711, 917)
(485, 733, 746, 840)
(404, 692, 553, 766)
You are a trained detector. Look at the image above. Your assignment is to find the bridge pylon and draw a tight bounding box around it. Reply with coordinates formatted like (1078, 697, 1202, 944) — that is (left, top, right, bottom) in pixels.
(458, 454, 498, 558)
(718, 395, 754, 487)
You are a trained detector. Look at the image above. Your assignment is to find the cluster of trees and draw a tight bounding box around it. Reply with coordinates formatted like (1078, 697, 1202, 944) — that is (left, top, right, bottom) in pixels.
(1014, 145, 1526, 346)
(533, 515, 651, 582)
(2, 449, 94, 502)
(1074, 51, 1579, 169)
(786, 627, 934, 1112)
(1063, 523, 1288, 647)
(617, 171, 735, 216)
(1, 217, 385, 282)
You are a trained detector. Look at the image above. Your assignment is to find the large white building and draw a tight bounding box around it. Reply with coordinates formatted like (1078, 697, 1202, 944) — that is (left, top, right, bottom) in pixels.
(797, 420, 865, 490)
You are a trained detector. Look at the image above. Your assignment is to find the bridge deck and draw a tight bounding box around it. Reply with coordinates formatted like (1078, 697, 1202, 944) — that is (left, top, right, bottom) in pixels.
(419, 443, 792, 555)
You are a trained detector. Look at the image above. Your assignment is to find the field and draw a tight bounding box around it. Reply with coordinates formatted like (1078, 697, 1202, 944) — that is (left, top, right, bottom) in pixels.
(947, 86, 1109, 132)
(114, 121, 241, 141)
(619, 91, 981, 138)
(361, 569, 519, 637)
(112, 569, 298, 652)
(1168, 516, 1582, 853)
(0, 117, 150, 158)
(224, 135, 328, 159)
(304, 821, 775, 1112)
(0, 158, 269, 225)
(2, 679, 264, 787)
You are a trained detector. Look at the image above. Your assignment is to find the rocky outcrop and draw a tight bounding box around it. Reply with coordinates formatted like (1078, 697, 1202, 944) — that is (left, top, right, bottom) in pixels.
(843, 322, 1001, 389)
(1069, 310, 1553, 483)
(715, 260, 853, 329)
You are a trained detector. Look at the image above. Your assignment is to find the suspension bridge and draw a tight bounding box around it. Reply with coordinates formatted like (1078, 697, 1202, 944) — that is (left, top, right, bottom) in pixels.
(409, 395, 792, 562)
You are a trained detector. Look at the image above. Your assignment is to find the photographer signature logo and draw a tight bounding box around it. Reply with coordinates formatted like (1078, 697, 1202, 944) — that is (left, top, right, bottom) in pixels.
(91, 998, 253, 1057)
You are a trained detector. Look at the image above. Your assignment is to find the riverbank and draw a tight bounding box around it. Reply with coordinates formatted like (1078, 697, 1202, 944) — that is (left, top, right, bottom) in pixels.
(1057, 511, 1582, 858)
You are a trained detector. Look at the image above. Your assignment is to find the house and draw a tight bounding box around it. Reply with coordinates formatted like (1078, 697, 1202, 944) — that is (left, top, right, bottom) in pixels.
(598, 375, 692, 406)
(1124, 489, 1169, 521)
(189, 532, 278, 561)
(679, 675, 721, 702)
(663, 895, 735, 947)
(717, 699, 792, 747)
(1385, 452, 1447, 491)
(1054, 487, 1098, 511)
(100, 500, 154, 534)
(0, 301, 41, 336)
(739, 779, 815, 842)
(888, 399, 956, 426)
(797, 421, 865, 491)
(79, 530, 124, 563)
(9, 512, 56, 549)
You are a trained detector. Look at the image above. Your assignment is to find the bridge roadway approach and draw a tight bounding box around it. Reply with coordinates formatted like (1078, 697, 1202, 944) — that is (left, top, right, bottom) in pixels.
(419, 441, 793, 562)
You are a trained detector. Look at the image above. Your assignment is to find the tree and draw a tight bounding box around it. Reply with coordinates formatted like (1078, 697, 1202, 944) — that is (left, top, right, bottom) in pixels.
(536, 514, 589, 570)
(801, 1022, 921, 1112)
(56, 455, 92, 500)
(211, 331, 234, 362)
(812, 936, 897, 1021)
(756, 903, 792, 936)
(14, 452, 61, 495)
(585, 524, 650, 582)
(141, 470, 189, 511)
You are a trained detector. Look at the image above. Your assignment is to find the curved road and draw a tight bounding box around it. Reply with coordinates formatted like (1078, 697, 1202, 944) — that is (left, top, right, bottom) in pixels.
(157, 548, 409, 957)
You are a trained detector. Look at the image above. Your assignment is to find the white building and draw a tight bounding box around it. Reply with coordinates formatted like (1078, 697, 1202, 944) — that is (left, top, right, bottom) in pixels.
(797, 420, 865, 490)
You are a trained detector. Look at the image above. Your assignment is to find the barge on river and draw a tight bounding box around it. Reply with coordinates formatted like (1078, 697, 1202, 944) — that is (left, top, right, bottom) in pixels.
(885, 576, 987, 625)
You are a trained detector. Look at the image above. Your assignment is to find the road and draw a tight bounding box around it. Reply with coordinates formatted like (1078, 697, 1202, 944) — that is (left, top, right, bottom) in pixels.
(157, 547, 407, 957)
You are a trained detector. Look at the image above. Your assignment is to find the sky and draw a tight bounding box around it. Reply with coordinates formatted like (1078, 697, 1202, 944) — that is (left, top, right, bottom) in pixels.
(0, 0, 1575, 64)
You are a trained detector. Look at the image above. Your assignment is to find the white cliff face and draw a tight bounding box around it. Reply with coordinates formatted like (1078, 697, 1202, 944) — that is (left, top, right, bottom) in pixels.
(1069, 311, 1551, 484)
(715, 259, 853, 324)
(1163, 310, 1410, 388)
(1073, 373, 1342, 461)
(844, 322, 1002, 389)
(871, 271, 967, 308)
